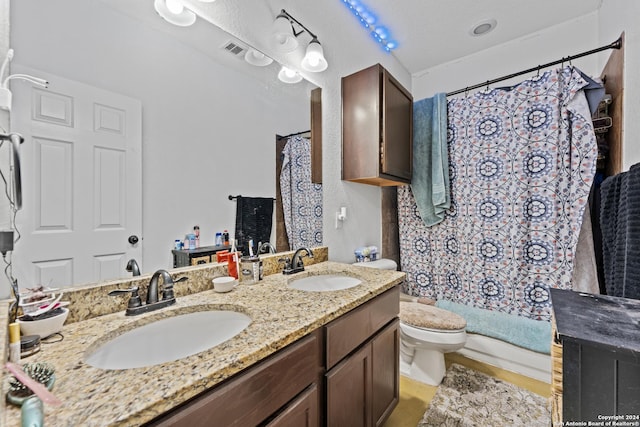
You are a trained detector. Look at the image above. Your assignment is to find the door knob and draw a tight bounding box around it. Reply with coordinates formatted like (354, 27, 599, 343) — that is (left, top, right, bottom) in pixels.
(128, 235, 139, 245)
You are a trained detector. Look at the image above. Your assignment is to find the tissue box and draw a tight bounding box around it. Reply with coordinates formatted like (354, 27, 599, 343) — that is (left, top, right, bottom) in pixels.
(354, 246, 378, 262)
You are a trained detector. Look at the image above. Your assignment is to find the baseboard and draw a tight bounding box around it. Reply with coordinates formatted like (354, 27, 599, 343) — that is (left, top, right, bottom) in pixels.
(456, 333, 551, 383)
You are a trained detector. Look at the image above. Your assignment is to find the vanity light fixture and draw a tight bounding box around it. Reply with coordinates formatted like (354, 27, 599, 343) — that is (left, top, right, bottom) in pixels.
(154, 0, 196, 27)
(271, 9, 329, 73)
(277, 66, 303, 84)
(244, 49, 274, 67)
(340, 0, 398, 52)
(301, 37, 328, 72)
(272, 11, 299, 53)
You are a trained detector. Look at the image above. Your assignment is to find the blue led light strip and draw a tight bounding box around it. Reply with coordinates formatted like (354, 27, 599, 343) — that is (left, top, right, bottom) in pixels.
(340, 0, 397, 52)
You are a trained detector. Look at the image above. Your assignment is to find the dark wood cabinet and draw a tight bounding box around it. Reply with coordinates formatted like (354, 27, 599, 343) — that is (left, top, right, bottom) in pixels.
(342, 64, 413, 186)
(265, 385, 319, 427)
(171, 244, 230, 268)
(147, 331, 322, 427)
(371, 320, 400, 426)
(146, 287, 399, 427)
(326, 343, 372, 427)
(311, 87, 322, 184)
(325, 287, 400, 427)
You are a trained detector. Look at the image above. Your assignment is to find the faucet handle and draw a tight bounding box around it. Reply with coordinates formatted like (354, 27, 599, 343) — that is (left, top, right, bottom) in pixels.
(108, 286, 142, 309)
(162, 277, 188, 300)
(278, 257, 291, 270)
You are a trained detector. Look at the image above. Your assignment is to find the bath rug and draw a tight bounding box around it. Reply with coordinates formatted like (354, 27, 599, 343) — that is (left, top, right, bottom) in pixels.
(418, 364, 550, 426)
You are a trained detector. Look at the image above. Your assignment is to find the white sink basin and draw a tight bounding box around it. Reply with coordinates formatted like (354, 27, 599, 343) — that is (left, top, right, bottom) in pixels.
(84, 311, 251, 370)
(289, 274, 362, 292)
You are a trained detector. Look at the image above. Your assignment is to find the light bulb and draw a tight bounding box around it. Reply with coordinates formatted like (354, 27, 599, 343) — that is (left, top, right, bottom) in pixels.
(278, 66, 302, 84)
(301, 38, 328, 72)
(166, 0, 184, 14)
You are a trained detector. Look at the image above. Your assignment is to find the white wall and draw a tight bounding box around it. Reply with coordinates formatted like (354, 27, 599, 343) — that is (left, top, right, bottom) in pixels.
(598, 0, 640, 171)
(0, 0, 10, 228)
(0, 0, 309, 297)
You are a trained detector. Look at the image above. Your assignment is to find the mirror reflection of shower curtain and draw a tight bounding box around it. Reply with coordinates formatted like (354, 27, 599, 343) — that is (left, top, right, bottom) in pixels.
(280, 135, 323, 249)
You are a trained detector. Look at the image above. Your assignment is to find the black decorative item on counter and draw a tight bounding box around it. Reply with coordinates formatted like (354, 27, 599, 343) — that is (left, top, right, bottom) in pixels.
(551, 288, 640, 423)
(171, 244, 231, 268)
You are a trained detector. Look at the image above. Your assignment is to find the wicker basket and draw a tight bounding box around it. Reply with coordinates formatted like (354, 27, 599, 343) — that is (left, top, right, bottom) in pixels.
(551, 317, 563, 425)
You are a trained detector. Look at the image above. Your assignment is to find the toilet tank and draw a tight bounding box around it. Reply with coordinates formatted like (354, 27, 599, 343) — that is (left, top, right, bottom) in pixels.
(352, 258, 398, 270)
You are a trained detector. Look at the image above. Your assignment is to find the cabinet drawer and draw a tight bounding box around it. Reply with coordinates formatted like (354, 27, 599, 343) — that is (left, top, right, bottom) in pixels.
(148, 331, 321, 427)
(264, 385, 319, 427)
(325, 286, 399, 369)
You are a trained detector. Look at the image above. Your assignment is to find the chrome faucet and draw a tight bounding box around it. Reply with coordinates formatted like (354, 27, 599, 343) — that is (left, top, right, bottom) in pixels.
(126, 259, 141, 276)
(281, 247, 314, 275)
(258, 242, 276, 255)
(108, 269, 188, 316)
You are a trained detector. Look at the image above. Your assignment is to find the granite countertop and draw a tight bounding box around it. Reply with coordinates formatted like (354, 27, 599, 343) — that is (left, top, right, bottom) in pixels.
(551, 288, 640, 356)
(2, 261, 404, 426)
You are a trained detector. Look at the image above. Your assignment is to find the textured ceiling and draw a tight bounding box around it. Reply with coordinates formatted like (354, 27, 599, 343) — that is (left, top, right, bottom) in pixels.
(100, 0, 603, 82)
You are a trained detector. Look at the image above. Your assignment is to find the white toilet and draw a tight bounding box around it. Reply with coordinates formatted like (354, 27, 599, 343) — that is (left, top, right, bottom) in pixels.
(354, 259, 467, 386)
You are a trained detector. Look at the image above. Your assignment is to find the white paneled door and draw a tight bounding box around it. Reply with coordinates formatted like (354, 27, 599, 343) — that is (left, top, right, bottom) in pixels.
(11, 66, 142, 289)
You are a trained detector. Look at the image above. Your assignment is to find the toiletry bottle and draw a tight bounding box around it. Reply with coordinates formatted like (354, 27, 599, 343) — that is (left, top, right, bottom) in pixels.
(227, 239, 240, 279)
(215, 232, 222, 246)
(194, 226, 200, 248)
(187, 233, 196, 250)
(222, 230, 230, 246)
(9, 322, 21, 363)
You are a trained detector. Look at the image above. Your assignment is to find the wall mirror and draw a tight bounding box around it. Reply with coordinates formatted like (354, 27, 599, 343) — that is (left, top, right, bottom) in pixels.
(3, 0, 319, 296)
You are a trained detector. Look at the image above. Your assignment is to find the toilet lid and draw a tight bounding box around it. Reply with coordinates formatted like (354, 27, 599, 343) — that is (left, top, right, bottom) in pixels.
(400, 301, 467, 331)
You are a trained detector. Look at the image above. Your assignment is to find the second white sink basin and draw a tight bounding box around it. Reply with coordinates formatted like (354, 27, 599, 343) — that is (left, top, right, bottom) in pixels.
(84, 310, 251, 370)
(289, 274, 362, 292)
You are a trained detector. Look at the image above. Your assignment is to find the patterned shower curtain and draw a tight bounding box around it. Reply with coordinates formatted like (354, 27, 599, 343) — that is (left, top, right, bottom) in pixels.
(280, 135, 323, 249)
(399, 67, 598, 321)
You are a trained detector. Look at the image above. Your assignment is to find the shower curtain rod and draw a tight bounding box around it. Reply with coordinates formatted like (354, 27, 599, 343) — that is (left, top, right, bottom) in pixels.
(228, 194, 276, 201)
(446, 37, 622, 96)
(278, 130, 311, 140)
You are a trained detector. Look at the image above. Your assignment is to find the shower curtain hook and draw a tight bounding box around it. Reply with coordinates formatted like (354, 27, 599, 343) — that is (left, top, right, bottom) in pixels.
(464, 87, 469, 98)
(536, 65, 541, 77)
(485, 80, 490, 92)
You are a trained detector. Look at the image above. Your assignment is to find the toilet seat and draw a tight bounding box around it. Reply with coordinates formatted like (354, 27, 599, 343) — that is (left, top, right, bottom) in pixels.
(399, 301, 467, 331)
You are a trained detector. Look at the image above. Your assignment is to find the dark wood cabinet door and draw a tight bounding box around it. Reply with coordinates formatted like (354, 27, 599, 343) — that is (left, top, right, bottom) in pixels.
(265, 385, 319, 427)
(381, 70, 412, 182)
(342, 64, 412, 186)
(371, 319, 400, 427)
(326, 344, 372, 427)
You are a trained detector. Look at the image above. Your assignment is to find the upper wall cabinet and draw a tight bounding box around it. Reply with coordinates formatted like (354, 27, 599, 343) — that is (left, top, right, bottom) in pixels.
(342, 64, 413, 186)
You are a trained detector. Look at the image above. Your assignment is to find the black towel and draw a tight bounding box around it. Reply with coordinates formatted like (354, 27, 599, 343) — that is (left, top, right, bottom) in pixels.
(600, 163, 640, 300)
(234, 196, 274, 256)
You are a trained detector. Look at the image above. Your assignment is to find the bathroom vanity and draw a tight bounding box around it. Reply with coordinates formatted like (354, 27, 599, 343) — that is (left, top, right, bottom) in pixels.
(1, 259, 404, 427)
(149, 286, 399, 427)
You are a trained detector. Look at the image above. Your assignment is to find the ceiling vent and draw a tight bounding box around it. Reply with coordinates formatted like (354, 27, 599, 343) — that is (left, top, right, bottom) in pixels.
(222, 40, 247, 58)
